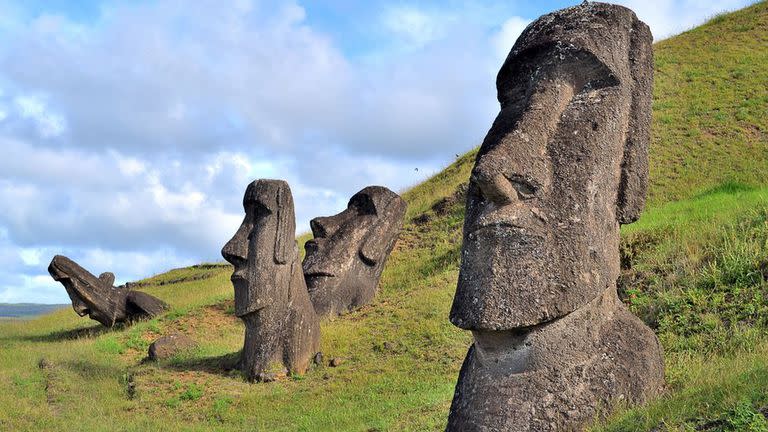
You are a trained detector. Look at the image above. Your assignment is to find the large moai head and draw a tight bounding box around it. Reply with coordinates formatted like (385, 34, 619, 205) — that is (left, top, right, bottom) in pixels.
(303, 186, 406, 317)
(48, 255, 124, 326)
(221, 179, 320, 380)
(450, 2, 653, 331)
(222, 179, 297, 317)
(48, 255, 167, 327)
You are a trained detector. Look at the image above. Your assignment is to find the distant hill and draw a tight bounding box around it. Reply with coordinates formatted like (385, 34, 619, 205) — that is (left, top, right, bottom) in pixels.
(0, 303, 68, 318)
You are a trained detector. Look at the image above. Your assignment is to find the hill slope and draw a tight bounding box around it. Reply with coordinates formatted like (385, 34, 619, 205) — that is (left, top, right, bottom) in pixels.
(1, 2, 767, 431)
(648, 0, 768, 204)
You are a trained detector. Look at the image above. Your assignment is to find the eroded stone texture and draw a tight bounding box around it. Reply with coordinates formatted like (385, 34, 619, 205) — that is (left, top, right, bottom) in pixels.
(148, 334, 197, 361)
(446, 3, 663, 430)
(222, 179, 320, 381)
(303, 186, 406, 318)
(48, 255, 168, 327)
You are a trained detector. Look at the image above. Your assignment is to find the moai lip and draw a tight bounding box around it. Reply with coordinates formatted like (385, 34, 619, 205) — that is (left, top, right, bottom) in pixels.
(221, 179, 320, 381)
(48, 255, 168, 327)
(302, 186, 406, 318)
(446, 3, 664, 430)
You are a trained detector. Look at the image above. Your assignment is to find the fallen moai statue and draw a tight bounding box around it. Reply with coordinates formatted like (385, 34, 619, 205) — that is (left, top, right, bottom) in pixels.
(221, 179, 320, 382)
(48, 255, 168, 327)
(303, 186, 406, 318)
(446, 3, 664, 431)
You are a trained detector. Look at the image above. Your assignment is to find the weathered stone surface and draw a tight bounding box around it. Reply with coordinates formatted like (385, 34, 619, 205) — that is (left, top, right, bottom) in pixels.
(48, 255, 168, 327)
(221, 179, 320, 381)
(313, 351, 324, 366)
(98, 272, 115, 287)
(303, 186, 406, 318)
(447, 288, 664, 431)
(126, 291, 169, 317)
(451, 2, 654, 331)
(446, 3, 663, 430)
(148, 334, 197, 361)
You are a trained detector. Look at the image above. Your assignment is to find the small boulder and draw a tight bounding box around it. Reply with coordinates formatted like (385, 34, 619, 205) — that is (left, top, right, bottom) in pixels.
(254, 372, 277, 383)
(329, 357, 344, 367)
(147, 334, 197, 361)
(38, 357, 54, 370)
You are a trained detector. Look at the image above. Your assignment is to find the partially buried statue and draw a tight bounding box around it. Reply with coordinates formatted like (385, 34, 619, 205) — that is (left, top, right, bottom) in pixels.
(446, 3, 664, 431)
(303, 186, 406, 318)
(48, 255, 168, 327)
(221, 179, 320, 381)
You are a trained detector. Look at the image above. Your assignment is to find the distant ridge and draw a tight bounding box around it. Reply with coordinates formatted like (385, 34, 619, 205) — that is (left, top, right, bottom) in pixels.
(0, 303, 68, 318)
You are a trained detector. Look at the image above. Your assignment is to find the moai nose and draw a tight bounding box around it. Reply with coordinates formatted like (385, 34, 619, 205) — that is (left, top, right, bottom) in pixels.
(310, 216, 340, 238)
(221, 223, 249, 265)
(472, 156, 519, 206)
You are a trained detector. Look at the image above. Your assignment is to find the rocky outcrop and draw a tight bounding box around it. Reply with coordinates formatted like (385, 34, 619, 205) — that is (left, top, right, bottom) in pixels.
(148, 334, 197, 361)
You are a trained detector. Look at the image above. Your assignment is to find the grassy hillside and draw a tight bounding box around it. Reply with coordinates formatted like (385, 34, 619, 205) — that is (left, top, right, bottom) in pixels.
(648, 0, 768, 204)
(1, 2, 766, 431)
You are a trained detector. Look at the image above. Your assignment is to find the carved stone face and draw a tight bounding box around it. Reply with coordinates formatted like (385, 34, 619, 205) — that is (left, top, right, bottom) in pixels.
(303, 186, 406, 317)
(48, 255, 124, 326)
(450, 3, 652, 331)
(221, 180, 296, 317)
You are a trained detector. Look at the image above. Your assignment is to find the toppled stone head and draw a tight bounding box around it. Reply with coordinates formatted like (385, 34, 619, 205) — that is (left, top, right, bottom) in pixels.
(446, 3, 663, 431)
(48, 255, 168, 327)
(450, 1, 654, 331)
(221, 179, 319, 380)
(303, 186, 406, 318)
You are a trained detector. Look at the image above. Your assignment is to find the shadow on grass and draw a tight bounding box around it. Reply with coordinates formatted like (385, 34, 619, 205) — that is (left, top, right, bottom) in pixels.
(64, 358, 127, 378)
(159, 351, 243, 378)
(5, 323, 118, 343)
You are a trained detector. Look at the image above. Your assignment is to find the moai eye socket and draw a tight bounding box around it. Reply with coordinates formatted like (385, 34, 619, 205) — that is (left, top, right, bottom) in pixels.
(349, 193, 377, 216)
(505, 175, 538, 200)
(254, 201, 272, 216)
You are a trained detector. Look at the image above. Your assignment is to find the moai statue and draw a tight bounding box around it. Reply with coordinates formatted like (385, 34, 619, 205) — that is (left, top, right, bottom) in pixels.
(446, 3, 664, 431)
(302, 186, 406, 318)
(221, 179, 320, 381)
(48, 255, 168, 327)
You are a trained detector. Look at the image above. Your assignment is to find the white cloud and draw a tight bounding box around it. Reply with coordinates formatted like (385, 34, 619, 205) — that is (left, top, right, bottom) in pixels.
(13, 94, 66, 138)
(116, 154, 146, 177)
(381, 6, 452, 50)
(613, 0, 751, 39)
(18, 248, 42, 266)
(0, 0, 755, 303)
(493, 16, 530, 63)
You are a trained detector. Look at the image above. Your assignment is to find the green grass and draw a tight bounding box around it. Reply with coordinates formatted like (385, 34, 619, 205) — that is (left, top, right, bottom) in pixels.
(647, 1, 768, 204)
(1, 1, 768, 431)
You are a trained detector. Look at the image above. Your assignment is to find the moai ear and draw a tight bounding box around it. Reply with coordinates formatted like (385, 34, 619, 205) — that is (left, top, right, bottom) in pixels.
(98, 272, 115, 288)
(360, 196, 405, 265)
(616, 17, 653, 225)
(273, 183, 296, 264)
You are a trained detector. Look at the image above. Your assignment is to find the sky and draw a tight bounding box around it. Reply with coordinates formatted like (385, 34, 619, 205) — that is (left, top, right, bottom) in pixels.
(0, 0, 755, 304)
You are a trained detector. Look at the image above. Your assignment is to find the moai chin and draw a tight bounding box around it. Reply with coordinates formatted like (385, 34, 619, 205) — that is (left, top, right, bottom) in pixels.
(303, 186, 406, 318)
(446, 3, 664, 431)
(48, 255, 168, 327)
(221, 179, 320, 381)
